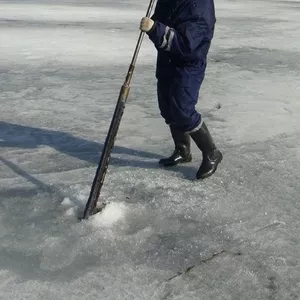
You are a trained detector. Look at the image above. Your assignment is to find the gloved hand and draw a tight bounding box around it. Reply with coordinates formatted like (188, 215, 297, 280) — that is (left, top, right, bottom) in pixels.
(139, 17, 154, 32)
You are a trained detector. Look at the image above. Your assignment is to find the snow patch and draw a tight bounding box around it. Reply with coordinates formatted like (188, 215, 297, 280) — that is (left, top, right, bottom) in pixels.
(89, 202, 128, 228)
(61, 197, 73, 207)
(40, 236, 78, 271)
(65, 207, 77, 217)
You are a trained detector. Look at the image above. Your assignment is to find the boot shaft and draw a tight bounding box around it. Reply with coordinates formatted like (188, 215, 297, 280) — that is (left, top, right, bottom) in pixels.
(170, 125, 191, 157)
(189, 122, 216, 155)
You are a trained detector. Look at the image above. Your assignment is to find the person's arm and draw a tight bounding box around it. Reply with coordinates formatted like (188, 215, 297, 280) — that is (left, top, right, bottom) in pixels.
(143, 2, 211, 56)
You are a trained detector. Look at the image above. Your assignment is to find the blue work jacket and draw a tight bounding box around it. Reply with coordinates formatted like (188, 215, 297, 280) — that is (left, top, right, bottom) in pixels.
(147, 0, 216, 84)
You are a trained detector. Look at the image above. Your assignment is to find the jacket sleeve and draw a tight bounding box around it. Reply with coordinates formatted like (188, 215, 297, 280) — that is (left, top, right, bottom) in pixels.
(149, 0, 161, 22)
(147, 4, 210, 56)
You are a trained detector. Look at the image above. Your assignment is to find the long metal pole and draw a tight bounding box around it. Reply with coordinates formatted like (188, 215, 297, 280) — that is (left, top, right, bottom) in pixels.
(82, 0, 156, 220)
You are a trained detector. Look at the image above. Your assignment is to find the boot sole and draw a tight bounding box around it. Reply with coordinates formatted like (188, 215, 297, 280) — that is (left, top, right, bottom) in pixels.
(159, 157, 192, 167)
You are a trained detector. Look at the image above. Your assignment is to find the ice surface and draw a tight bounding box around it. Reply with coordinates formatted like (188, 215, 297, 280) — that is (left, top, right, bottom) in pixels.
(1, 0, 300, 299)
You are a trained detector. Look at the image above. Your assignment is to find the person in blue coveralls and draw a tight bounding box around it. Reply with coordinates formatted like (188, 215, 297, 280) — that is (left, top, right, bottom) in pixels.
(139, 0, 223, 180)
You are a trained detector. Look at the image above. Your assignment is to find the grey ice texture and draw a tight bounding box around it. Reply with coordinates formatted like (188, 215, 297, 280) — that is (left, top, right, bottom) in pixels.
(0, 0, 300, 299)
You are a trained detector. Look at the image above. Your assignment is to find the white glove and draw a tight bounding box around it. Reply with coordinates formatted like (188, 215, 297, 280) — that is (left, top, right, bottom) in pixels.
(140, 17, 154, 32)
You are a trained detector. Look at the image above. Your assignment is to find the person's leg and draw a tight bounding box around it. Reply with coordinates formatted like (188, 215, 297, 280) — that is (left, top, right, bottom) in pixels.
(157, 80, 172, 125)
(169, 80, 223, 180)
(157, 80, 192, 166)
(168, 83, 202, 133)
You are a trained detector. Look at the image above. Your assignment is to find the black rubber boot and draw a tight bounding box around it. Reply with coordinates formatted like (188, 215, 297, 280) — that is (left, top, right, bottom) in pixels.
(159, 125, 192, 167)
(189, 122, 223, 180)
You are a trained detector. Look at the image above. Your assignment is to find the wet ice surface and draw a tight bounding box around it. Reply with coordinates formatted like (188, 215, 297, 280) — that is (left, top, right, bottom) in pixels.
(1, 0, 300, 299)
